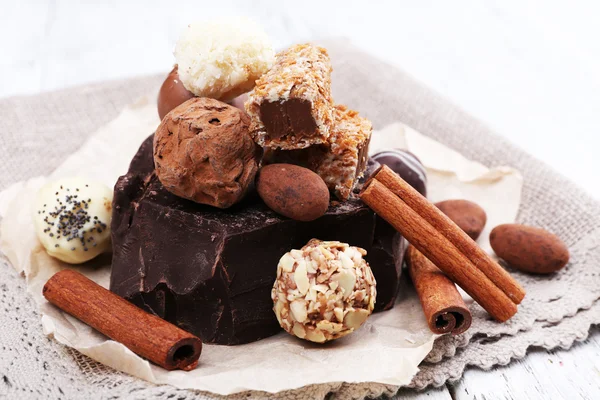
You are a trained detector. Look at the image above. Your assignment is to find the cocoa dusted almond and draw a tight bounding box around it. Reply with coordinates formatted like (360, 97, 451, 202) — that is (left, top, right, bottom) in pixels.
(490, 224, 570, 274)
(435, 199, 487, 240)
(256, 164, 330, 222)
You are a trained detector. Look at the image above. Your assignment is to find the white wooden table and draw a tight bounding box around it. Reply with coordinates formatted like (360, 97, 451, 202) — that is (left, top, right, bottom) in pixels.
(2, 1, 599, 399)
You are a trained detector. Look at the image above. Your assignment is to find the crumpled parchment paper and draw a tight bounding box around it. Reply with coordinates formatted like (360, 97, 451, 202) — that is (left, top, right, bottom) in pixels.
(0, 98, 522, 395)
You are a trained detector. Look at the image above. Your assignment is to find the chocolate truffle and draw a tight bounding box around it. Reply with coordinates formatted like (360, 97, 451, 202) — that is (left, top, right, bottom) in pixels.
(372, 149, 427, 197)
(174, 17, 274, 101)
(154, 97, 262, 209)
(157, 65, 195, 121)
(33, 177, 113, 264)
(111, 135, 384, 345)
(272, 240, 376, 343)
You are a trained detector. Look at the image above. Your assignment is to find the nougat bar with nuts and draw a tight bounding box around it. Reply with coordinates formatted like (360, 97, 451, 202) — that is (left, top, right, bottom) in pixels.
(245, 44, 334, 150)
(264, 105, 372, 200)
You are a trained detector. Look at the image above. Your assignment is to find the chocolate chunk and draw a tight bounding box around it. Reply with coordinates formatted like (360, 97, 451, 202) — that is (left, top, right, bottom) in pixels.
(111, 135, 398, 345)
(370, 217, 408, 311)
(372, 149, 427, 197)
(259, 99, 318, 140)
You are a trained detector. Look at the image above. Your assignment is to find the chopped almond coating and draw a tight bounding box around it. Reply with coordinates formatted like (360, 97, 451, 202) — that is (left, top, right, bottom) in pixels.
(264, 105, 372, 200)
(245, 44, 334, 149)
(272, 239, 376, 343)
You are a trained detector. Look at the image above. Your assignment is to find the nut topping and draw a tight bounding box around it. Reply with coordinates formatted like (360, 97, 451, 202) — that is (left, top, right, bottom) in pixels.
(271, 239, 376, 343)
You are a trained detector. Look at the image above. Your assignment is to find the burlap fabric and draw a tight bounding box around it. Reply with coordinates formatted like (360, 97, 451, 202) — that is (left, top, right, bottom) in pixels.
(1, 39, 598, 399)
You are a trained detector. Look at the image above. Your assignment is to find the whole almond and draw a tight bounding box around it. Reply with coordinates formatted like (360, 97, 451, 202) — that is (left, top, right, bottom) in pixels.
(256, 164, 330, 222)
(490, 224, 569, 274)
(435, 199, 487, 240)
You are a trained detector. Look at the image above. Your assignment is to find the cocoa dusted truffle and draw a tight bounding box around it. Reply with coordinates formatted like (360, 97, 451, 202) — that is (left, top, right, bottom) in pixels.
(153, 97, 262, 209)
(272, 239, 376, 343)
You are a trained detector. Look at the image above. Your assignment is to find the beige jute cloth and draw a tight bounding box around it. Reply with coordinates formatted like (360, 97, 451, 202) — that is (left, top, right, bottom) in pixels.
(1, 39, 599, 400)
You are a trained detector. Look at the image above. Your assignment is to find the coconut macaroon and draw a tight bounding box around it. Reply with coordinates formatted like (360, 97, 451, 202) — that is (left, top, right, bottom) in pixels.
(272, 239, 376, 343)
(33, 177, 113, 264)
(174, 17, 275, 102)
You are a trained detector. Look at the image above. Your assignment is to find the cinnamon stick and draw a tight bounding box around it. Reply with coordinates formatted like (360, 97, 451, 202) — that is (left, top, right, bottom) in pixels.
(43, 270, 202, 371)
(407, 245, 472, 335)
(360, 178, 518, 321)
(373, 165, 525, 304)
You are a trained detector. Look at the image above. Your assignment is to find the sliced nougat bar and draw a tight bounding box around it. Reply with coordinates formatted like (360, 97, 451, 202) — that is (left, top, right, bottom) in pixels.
(264, 105, 372, 200)
(245, 44, 334, 150)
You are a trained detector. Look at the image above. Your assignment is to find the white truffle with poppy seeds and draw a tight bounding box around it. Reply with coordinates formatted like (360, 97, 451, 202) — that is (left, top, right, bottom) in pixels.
(33, 177, 113, 264)
(272, 239, 377, 343)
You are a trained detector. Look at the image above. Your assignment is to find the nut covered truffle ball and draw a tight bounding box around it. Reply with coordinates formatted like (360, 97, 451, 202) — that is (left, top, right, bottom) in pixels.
(174, 17, 275, 102)
(272, 239, 377, 343)
(154, 97, 262, 208)
(33, 177, 113, 264)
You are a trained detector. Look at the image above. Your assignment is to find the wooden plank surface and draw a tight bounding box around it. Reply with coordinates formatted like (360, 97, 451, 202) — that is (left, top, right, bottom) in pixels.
(448, 327, 600, 400)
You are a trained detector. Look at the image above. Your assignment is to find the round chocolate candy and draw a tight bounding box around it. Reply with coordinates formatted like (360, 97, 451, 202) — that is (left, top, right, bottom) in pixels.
(272, 239, 376, 343)
(33, 177, 113, 264)
(154, 98, 262, 209)
(371, 149, 427, 197)
(157, 65, 195, 121)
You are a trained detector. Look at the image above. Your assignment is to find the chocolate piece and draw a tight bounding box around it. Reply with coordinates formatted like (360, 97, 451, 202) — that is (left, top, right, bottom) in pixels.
(111, 135, 387, 345)
(154, 98, 262, 209)
(370, 226, 408, 312)
(263, 105, 372, 201)
(259, 99, 318, 140)
(372, 149, 427, 197)
(157, 65, 195, 121)
(245, 44, 334, 149)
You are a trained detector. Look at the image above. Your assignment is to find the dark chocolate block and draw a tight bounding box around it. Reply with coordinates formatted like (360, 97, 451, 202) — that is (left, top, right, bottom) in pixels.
(111, 135, 400, 345)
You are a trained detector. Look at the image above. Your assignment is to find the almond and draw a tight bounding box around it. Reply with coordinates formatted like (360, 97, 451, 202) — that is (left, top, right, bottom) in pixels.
(435, 199, 487, 240)
(256, 163, 330, 221)
(490, 224, 569, 274)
